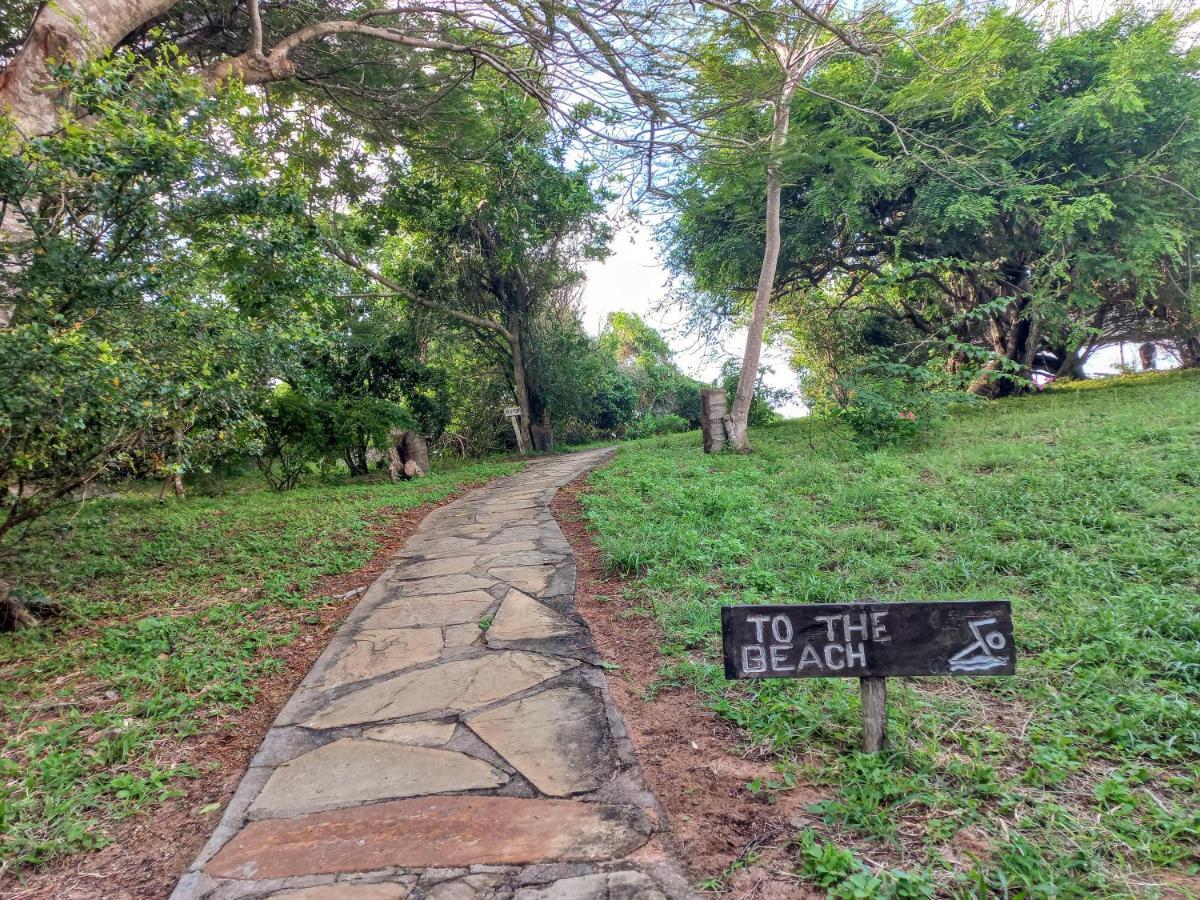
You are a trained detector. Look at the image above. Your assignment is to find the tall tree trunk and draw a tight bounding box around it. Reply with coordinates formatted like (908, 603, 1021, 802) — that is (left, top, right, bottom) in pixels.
(726, 87, 795, 452)
(509, 331, 534, 454)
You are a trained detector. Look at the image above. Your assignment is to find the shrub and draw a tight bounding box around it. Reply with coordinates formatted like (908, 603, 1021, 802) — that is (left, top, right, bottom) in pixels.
(827, 363, 965, 450)
(625, 413, 690, 440)
(255, 390, 413, 489)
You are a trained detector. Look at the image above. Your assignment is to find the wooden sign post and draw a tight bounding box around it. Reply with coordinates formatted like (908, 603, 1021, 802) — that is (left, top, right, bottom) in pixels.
(721, 601, 1014, 751)
(502, 405, 526, 456)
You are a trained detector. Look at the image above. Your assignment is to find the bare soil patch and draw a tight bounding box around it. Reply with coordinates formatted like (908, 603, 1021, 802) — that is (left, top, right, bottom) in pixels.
(552, 474, 822, 899)
(2, 485, 485, 900)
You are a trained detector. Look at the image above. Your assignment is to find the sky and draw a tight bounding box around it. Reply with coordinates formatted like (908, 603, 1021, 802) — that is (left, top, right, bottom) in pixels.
(579, 222, 811, 417)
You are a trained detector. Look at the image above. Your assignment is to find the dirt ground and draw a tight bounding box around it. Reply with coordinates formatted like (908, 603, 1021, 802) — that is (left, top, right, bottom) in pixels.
(2, 486, 485, 900)
(552, 474, 823, 900)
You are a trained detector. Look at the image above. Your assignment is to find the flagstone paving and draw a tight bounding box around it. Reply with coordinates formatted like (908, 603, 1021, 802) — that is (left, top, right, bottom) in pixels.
(174, 449, 694, 900)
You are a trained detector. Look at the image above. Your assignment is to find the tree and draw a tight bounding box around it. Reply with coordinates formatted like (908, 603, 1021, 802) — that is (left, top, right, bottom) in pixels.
(669, 9, 1200, 405)
(334, 95, 611, 447)
(0, 50, 323, 627)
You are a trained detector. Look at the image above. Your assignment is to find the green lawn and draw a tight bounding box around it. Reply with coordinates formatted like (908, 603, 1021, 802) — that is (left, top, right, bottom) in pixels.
(0, 457, 520, 874)
(582, 371, 1200, 897)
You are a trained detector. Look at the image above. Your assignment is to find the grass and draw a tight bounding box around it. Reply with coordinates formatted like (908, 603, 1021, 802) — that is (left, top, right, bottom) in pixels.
(0, 457, 520, 874)
(581, 370, 1200, 897)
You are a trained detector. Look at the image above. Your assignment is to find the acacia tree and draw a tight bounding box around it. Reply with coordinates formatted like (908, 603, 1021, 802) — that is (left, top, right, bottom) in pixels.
(549, 0, 962, 450)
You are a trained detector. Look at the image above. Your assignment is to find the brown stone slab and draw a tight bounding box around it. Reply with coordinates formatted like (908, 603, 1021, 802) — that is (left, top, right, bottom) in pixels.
(205, 796, 651, 879)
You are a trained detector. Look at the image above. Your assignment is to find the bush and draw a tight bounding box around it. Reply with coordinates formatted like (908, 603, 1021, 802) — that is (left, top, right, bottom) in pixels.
(827, 364, 966, 450)
(624, 412, 690, 440)
(255, 390, 413, 489)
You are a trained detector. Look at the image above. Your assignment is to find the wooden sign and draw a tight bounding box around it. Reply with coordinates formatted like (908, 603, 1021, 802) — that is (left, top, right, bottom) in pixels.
(502, 406, 522, 418)
(721, 600, 1014, 751)
(722, 601, 1013, 679)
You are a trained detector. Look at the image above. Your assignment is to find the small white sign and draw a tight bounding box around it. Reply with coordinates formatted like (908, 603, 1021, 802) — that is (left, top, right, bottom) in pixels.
(502, 406, 522, 418)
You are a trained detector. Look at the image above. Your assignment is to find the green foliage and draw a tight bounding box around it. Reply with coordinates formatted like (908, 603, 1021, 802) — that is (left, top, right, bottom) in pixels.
(667, 11, 1200, 397)
(720, 358, 791, 427)
(827, 364, 967, 450)
(0, 457, 519, 871)
(624, 413, 690, 440)
(255, 389, 413, 491)
(0, 48, 318, 548)
(583, 371, 1200, 894)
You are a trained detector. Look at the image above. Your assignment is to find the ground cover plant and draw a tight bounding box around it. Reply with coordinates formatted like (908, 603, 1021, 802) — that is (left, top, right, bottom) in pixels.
(581, 371, 1200, 896)
(0, 458, 519, 875)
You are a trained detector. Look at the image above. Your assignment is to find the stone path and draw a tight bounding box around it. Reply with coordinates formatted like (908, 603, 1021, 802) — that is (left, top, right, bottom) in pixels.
(174, 450, 693, 900)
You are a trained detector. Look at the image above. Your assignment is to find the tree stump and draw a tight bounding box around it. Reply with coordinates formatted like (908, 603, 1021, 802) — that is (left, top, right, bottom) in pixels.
(700, 388, 728, 453)
(530, 423, 554, 453)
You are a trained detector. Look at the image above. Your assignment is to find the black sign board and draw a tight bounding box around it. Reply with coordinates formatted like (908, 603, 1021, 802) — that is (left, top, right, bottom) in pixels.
(722, 600, 1014, 680)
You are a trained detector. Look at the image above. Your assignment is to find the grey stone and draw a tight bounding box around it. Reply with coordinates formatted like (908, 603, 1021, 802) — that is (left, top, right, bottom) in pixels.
(303, 652, 578, 729)
(486, 565, 557, 595)
(364, 721, 456, 746)
(486, 589, 578, 643)
(270, 883, 413, 899)
(316, 628, 443, 686)
(467, 686, 608, 797)
(444, 622, 484, 648)
(250, 739, 507, 818)
(393, 556, 477, 580)
(392, 573, 498, 596)
(362, 593, 493, 628)
(514, 872, 665, 900)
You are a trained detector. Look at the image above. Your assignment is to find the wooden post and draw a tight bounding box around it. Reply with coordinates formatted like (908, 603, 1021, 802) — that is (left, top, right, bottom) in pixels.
(700, 388, 727, 453)
(509, 415, 527, 456)
(860, 676, 887, 752)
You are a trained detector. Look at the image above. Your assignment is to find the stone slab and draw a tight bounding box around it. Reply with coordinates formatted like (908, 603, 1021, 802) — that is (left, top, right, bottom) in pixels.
(515, 871, 665, 900)
(363, 721, 456, 746)
(271, 883, 412, 899)
(205, 796, 651, 879)
(391, 573, 498, 596)
(250, 739, 507, 818)
(317, 629, 443, 686)
(467, 686, 608, 797)
(444, 622, 483, 648)
(487, 565, 557, 595)
(361, 594, 492, 628)
(303, 652, 577, 729)
(392, 556, 477, 580)
(487, 589, 578, 643)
